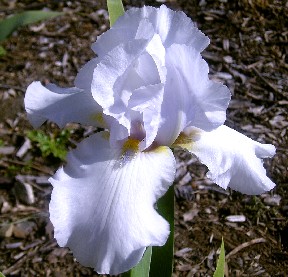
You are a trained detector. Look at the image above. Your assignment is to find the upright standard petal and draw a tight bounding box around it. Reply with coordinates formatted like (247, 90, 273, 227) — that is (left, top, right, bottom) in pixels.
(156, 44, 231, 146)
(49, 132, 176, 274)
(91, 36, 166, 149)
(25, 81, 103, 128)
(130, 83, 164, 150)
(174, 125, 276, 195)
(92, 5, 209, 57)
(75, 19, 155, 92)
(91, 39, 150, 132)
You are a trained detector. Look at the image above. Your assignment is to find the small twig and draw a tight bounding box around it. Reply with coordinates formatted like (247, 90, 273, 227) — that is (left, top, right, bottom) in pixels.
(0, 84, 25, 92)
(0, 212, 47, 227)
(226, 238, 266, 260)
(246, 89, 274, 102)
(251, 67, 279, 93)
(1, 158, 53, 175)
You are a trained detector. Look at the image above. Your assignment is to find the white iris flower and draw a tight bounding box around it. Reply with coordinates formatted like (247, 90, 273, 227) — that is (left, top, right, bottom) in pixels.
(24, 5, 275, 275)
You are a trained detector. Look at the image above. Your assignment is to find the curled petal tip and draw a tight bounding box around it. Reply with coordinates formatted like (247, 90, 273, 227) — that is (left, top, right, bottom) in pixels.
(177, 125, 276, 195)
(25, 81, 103, 128)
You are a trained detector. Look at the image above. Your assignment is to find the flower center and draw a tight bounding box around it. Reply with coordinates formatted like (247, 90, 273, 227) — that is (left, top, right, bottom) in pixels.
(116, 138, 140, 168)
(172, 127, 201, 151)
(122, 138, 140, 155)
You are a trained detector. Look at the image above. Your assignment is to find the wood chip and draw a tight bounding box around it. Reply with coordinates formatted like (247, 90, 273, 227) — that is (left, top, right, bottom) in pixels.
(226, 215, 246, 222)
(0, 146, 15, 155)
(183, 208, 199, 222)
(13, 221, 37, 239)
(175, 247, 193, 257)
(16, 138, 31, 158)
(0, 224, 14, 238)
(263, 194, 281, 206)
(5, 242, 23, 249)
(14, 182, 35, 205)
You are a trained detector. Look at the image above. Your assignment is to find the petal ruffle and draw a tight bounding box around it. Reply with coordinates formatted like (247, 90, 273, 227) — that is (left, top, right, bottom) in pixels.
(75, 18, 155, 92)
(130, 83, 164, 149)
(156, 44, 231, 146)
(25, 81, 103, 128)
(91, 36, 166, 149)
(92, 5, 209, 57)
(91, 39, 151, 132)
(175, 125, 275, 195)
(49, 132, 176, 274)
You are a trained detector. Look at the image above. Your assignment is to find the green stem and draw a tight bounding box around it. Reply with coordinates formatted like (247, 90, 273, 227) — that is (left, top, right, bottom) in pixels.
(122, 247, 152, 277)
(107, 0, 125, 27)
(150, 185, 174, 277)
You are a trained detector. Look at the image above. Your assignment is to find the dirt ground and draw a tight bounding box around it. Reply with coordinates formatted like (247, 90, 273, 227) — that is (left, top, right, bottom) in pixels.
(0, 0, 287, 276)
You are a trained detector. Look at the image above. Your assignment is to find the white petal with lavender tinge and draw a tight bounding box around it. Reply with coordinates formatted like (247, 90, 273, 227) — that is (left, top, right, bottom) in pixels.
(25, 81, 103, 128)
(49, 132, 176, 274)
(155, 44, 230, 146)
(92, 5, 209, 57)
(175, 125, 275, 195)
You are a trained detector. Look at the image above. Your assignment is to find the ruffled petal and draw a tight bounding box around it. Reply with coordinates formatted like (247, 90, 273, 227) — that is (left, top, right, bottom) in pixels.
(25, 81, 103, 128)
(91, 39, 151, 132)
(156, 44, 231, 146)
(135, 33, 166, 85)
(149, 5, 209, 51)
(129, 83, 164, 149)
(49, 132, 176, 274)
(91, 35, 167, 149)
(75, 20, 156, 92)
(92, 5, 209, 57)
(93, 11, 155, 57)
(175, 125, 276, 195)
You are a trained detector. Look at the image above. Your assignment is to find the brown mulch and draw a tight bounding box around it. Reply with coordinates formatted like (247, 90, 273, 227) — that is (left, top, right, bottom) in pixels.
(0, 0, 287, 276)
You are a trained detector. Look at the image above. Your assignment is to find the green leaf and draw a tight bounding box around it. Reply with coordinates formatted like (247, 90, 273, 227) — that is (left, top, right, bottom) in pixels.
(0, 10, 63, 42)
(150, 185, 174, 277)
(213, 239, 225, 277)
(122, 247, 152, 277)
(0, 272, 6, 277)
(107, 0, 124, 27)
(0, 45, 6, 56)
(27, 129, 71, 160)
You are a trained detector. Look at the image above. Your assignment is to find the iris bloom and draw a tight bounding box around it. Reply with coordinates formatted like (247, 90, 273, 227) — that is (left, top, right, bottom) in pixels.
(25, 5, 275, 275)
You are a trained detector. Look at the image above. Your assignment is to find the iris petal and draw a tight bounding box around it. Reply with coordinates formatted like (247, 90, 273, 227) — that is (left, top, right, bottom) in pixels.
(49, 132, 176, 274)
(156, 44, 231, 146)
(91, 39, 151, 132)
(92, 5, 209, 57)
(25, 81, 103, 128)
(175, 125, 275, 195)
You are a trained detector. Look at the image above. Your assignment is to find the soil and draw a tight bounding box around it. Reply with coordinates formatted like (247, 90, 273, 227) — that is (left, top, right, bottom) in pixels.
(0, 0, 287, 276)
